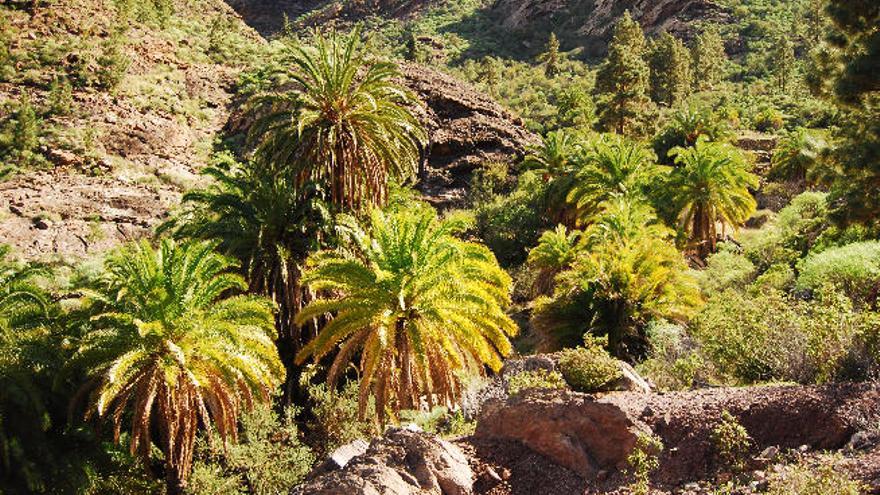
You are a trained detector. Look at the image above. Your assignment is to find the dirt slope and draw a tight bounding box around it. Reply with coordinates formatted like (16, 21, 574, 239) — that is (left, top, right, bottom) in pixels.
(0, 0, 261, 260)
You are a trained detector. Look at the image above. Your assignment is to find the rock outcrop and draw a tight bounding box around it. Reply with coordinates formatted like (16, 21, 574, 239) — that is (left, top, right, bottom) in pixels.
(474, 389, 642, 478)
(398, 63, 538, 207)
(491, 0, 730, 57)
(292, 428, 474, 495)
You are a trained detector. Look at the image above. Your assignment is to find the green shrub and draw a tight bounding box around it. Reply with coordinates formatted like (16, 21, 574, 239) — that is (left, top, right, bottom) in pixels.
(301, 368, 378, 457)
(556, 336, 622, 392)
(626, 432, 663, 495)
(506, 369, 567, 395)
(796, 241, 880, 304)
(692, 288, 877, 384)
(189, 404, 315, 495)
(765, 457, 865, 495)
(711, 410, 751, 472)
(751, 262, 795, 293)
(696, 246, 756, 296)
(743, 192, 830, 270)
(47, 76, 74, 116)
(638, 320, 710, 391)
(753, 106, 784, 132)
(399, 406, 477, 438)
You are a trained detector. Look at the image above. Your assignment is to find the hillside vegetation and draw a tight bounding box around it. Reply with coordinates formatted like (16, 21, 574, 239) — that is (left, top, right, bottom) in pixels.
(0, 0, 878, 493)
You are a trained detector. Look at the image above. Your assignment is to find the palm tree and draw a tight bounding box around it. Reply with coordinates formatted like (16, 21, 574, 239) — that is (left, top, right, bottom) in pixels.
(665, 137, 758, 257)
(249, 29, 427, 210)
(295, 206, 517, 424)
(527, 225, 581, 296)
(769, 127, 827, 184)
(0, 246, 50, 492)
(532, 196, 700, 357)
(163, 155, 332, 401)
(72, 240, 284, 494)
(566, 135, 662, 224)
(0, 245, 47, 332)
(521, 129, 583, 224)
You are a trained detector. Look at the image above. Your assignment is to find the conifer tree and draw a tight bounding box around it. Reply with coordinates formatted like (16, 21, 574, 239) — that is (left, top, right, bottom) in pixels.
(810, 0, 880, 226)
(649, 32, 693, 106)
(772, 32, 797, 93)
(594, 12, 655, 136)
(539, 32, 562, 78)
(691, 27, 727, 90)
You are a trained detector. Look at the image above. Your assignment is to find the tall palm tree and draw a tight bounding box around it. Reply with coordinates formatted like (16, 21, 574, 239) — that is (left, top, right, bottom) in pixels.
(72, 240, 284, 494)
(532, 196, 700, 357)
(666, 137, 758, 257)
(567, 135, 663, 225)
(163, 155, 332, 401)
(249, 29, 427, 210)
(295, 206, 517, 424)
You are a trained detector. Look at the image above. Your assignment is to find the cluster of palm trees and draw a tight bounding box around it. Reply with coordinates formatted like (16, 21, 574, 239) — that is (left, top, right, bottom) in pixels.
(0, 29, 515, 494)
(0, 26, 763, 494)
(521, 124, 756, 357)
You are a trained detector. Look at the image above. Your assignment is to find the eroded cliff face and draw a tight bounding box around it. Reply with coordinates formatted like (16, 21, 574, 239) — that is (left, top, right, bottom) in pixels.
(490, 0, 730, 57)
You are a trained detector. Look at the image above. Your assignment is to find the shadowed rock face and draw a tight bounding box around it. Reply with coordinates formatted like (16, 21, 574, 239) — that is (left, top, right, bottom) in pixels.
(491, 0, 730, 57)
(398, 63, 538, 208)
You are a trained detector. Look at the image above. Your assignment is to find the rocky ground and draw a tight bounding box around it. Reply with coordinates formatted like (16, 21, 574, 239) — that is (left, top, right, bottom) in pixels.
(299, 382, 880, 494)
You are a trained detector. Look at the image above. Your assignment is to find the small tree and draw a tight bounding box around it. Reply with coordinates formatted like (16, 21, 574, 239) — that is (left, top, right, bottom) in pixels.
(539, 32, 562, 78)
(691, 27, 727, 90)
(773, 31, 797, 93)
(594, 12, 655, 136)
(649, 32, 693, 106)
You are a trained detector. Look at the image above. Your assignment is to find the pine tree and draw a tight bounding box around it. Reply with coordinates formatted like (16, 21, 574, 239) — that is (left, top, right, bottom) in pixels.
(594, 12, 655, 136)
(691, 27, 727, 90)
(811, 0, 880, 226)
(649, 32, 693, 106)
(539, 32, 562, 78)
(481, 56, 500, 96)
(772, 32, 797, 93)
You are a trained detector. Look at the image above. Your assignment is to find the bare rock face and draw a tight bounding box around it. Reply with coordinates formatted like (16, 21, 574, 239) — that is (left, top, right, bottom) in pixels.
(474, 389, 643, 478)
(292, 428, 474, 495)
(491, 0, 730, 57)
(398, 63, 539, 207)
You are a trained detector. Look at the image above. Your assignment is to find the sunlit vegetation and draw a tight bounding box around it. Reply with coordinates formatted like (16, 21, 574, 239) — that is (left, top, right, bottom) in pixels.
(1, 0, 879, 492)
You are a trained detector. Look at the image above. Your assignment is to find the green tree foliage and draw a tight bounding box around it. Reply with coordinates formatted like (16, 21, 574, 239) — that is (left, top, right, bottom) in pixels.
(567, 135, 662, 225)
(648, 32, 693, 106)
(594, 12, 656, 136)
(769, 127, 827, 184)
(295, 207, 517, 424)
(808, 0, 880, 227)
(665, 138, 758, 257)
(72, 240, 285, 494)
(526, 224, 581, 295)
(532, 196, 700, 357)
(539, 32, 562, 78)
(0, 246, 50, 492)
(652, 106, 732, 166)
(772, 31, 797, 93)
(164, 153, 332, 394)
(691, 27, 727, 90)
(248, 29, 427, 210)
(521, 129, 583, 224)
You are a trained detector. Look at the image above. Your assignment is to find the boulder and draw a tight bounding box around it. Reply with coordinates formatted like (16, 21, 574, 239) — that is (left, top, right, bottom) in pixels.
(398, 63, 538, 208)
(307, 438, 370, 478)
(474, 389, 644, 478)
(292, 428, 474, 495)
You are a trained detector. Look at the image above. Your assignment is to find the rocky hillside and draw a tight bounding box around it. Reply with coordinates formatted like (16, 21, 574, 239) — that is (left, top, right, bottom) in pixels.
(299, 383, 880, 494)
(490, 0, 730, 56)
(0, 0, 262, 260)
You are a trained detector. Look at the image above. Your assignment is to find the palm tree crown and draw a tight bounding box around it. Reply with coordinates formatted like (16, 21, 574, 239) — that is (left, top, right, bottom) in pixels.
(73, 240, 284, 494)
(666, 137, 758, 257)
(295, 206, 517, 424)
(567, 135, 663, 224)
(249, 29, 427, 210)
